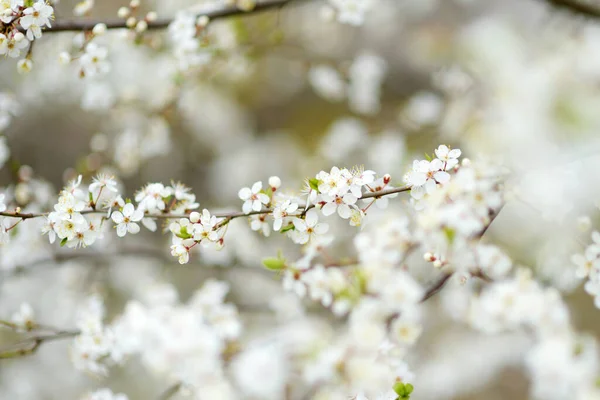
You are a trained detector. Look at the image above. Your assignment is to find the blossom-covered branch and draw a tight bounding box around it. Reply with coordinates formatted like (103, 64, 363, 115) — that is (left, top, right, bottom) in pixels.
(0, 184, 410, 222)
(44, 0, 301, 33)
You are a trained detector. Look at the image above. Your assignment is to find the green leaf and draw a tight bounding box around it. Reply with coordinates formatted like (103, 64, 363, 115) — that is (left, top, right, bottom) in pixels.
(393, 382, 405, 396)
(60, 237, 68, 247)
(280, 223, 295, 233)
(393, 382, 413, 398)
(177, 226, 192, 239)
(262, 257, 286, 271)
(424, 152, 433, 161)
(262, 187, 273, 198)
(308, 178, 320, 192)
(443, 227, 456, 245)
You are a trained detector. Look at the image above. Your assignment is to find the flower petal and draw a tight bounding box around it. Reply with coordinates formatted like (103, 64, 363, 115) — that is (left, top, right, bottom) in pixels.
(122, 203, 135, 217)
(238, 187, 252, 200)
(111, 211, 124, 224)
(293, 218, 307, 232)
(116, 224, 127, 237)
(337, 204, 351, 219)
(251, 181, 262, 193)
(128, 223, 140, 234)
(314, 223, 329, 235)
(321, 202, 337, 217)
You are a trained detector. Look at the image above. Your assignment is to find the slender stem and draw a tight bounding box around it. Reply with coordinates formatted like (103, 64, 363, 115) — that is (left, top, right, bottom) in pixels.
(0, 320, 18, 330)
(0, 330, 79, 359)
(157, 382, 182, 400)
(43, 0, 302, 33)
(420, 273, 453, 302)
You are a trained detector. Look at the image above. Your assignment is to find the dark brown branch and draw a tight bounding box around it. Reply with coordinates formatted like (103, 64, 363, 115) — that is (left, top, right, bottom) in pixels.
(544, 0, 600, 19)
(420, 272, 452, 302)
(44, 0, 301, 33)
(0, 185, 412, 221)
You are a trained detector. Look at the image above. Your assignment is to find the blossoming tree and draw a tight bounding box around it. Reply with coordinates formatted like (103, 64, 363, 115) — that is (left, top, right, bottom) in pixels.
(0, 0, 600, 399)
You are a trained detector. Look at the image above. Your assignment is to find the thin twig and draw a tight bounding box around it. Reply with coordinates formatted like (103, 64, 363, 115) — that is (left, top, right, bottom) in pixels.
(543, 0, 600, 18)
(0, 329, 79, 359)
(420, 272, 453, 302)
(42, 0, 302, 33)
(157, 382, 182, 400)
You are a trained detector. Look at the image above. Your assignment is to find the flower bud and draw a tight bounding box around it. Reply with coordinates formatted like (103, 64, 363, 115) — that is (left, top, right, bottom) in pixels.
(145, 11, 157, 22)
(189, 211, 201, 223)
(196, 15, 209, 27)
(13, 32, 25, 42)
(135, 20, 148, 32)
(126, 17, 137, 28)
(117, 6, 130, 18)
(92, 23, 107, 36)
(383, 173, 391, 185)
(268, 176, 281, 190)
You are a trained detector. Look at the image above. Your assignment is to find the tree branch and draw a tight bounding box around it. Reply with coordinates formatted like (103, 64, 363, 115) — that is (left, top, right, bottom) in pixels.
(0, 329, 79, 359)
(0, 185, 412, 222)
(543, 0, 600, 19)
(420, 272, 453, 302)
(44, 0, 302, 33)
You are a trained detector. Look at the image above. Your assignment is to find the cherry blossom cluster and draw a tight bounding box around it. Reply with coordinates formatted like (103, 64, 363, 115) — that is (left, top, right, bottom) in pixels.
(36, 176, 203, 250)
(241, 165, 396, 244)
(59, 28, 111, 78)
(275, 216, 421, 398)
(168, 10, 211, 71)
(169, 209, 225, 264)
(114, 0, 156, 35)
(466, 269, 598, 400)
(572, 231, 600, 308)
(0, 0, 54, 72)
(413, 156, 506, 280)
(71, 295, 124, 376)
(70, 279, 241, 397)
(403, 144, 461, 201)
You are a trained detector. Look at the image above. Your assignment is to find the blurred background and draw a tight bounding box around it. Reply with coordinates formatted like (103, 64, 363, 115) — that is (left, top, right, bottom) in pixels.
(1, 0, 600, 398)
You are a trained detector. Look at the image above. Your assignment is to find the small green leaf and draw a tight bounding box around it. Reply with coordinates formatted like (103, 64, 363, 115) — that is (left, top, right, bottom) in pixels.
(393, 382, 413, 398)
(262, 257, 286, 271)
(393, 382, 406, 396)
(443, 227, 455, 245)
(60, 237, 68, 247)
(262, 187, 273, 198)
(280, 223, 295, 233)
(177, 226, 192, 239)
(308, 178, 320, 192)
(424, 152, 433, 161)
